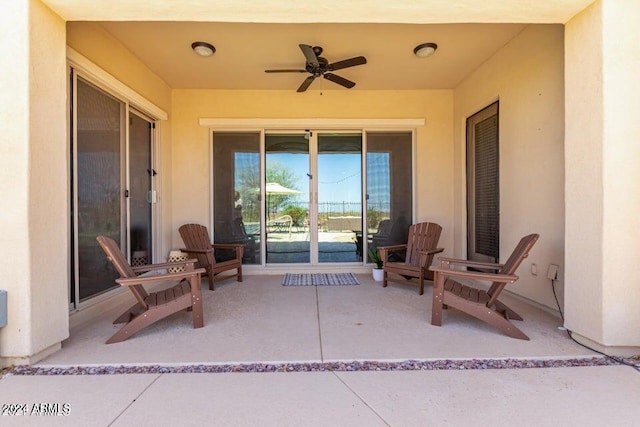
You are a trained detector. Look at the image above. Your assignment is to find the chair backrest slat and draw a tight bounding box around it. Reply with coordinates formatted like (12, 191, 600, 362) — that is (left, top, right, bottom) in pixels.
(96, 236, 149, 308)
(97, 236, 136, 278)
(487, 233, 540, 305)
(405, 222, 442, 267)
(179, 224, 216, 267)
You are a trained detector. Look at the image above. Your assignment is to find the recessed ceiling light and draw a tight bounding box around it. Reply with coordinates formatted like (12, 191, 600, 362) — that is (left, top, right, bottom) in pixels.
(413, 42, 438, 58)
(191, 41, 216, 57)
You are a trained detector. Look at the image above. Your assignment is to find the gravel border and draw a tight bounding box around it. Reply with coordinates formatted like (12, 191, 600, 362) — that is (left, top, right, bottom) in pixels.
(2, 357, 631, 378)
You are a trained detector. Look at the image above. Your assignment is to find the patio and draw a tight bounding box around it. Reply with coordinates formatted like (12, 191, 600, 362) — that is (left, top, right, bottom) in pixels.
(266, 229, 362, 264)
(33, 274, 593, 365)
(1, 274, 639, 425)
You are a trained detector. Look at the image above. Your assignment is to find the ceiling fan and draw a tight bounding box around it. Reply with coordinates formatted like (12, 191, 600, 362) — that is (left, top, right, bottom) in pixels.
(265, 44, 367, 92)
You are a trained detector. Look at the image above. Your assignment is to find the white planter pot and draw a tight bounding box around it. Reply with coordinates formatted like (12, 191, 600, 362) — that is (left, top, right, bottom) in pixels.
(372, 268, 384, 282)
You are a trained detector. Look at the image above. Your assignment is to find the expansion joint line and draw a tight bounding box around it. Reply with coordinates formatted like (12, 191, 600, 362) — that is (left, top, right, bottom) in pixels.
(331, 370, 391, 427)
(316, 285, 324, 362)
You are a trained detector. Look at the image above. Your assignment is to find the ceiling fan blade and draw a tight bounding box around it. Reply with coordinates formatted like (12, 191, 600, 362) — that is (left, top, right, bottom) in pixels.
(299, 44, 319, 67)
(297, 75, 316, 92)
(328, 56, 367, 71)
(323, 73, 356, 89)
(265, 69, 307, 73)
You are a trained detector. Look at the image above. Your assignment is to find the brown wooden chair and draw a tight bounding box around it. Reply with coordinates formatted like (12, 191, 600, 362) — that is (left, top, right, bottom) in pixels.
(429, 233, 539, 340)
(179, 224, 244, 290)
(214, 218, 257, 264)
(368, 218, 392, 248)
(231, 217, 257, 264)
(379, 222, 444, 295)
(96, 236, 205, 344)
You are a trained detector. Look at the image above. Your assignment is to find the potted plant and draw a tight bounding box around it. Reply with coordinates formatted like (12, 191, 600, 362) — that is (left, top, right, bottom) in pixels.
(368, 248, 384, 281)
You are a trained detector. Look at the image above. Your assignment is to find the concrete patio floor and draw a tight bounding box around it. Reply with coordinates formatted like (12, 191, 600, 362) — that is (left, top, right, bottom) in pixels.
(1, 274, 639, 425)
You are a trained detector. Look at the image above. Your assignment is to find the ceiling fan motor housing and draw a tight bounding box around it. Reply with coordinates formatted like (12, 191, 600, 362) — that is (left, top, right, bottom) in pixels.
(307, 56, 329, 75)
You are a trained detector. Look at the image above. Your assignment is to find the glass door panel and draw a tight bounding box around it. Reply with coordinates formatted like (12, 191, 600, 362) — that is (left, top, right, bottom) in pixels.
(317, 134, 362, 263)
(212, 132, 261, 264)
(366, 132, 413, 263)
(128, 112, 153, 266)
(265, 134, 310, 264)
(75, 78, 124, 301)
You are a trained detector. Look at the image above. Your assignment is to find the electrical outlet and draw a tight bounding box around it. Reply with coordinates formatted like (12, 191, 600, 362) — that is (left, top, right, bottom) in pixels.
(547, 264, 559, 280)
(531, 263, 538, 276)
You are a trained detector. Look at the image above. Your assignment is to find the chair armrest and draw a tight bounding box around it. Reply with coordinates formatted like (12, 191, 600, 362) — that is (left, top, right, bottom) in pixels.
(420, 248, 445, 256)
(213, 243, 244, 260)
(419, 248, 445, 267)
(378, 244, 407, 263)
(377, 244, 407, 252)
(429, 266, 518, 283)
(435, 257, 504, 270)
(211, 244, 245, 250)
(179, 247, 213, 254)
(116, 267, 206, 286)
(131, 259, 198, 273)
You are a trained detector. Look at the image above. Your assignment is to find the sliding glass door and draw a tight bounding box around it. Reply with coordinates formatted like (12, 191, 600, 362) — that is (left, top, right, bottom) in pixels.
(211, 129, 412, 267)
(129, 112, 154, 266)
(317, 133, 362, 263)
(263, 132, 363, 264)
(264, 133, 310, 264)
(71, 74, 156, 306)
(365, 132, 413, 260)
(74, 77, 124, 301)
(212, 132, 262, 264)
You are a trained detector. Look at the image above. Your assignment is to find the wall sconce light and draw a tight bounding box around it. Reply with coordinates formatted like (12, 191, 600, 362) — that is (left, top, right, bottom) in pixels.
(191, 41, 216, 57)
(413, 42, 438, 58)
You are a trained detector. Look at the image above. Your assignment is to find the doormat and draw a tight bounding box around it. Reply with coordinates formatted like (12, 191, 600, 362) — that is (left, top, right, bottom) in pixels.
(282, 273, 360, 286)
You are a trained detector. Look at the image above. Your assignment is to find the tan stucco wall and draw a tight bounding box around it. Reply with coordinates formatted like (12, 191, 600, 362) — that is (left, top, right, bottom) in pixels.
(66, 22, 171, 112)
(453, 25, 566, 311)
(170, 89, 454, 254)
(0, 0, 68, 364)
(565, 0, 640, 350)
(600, 0, 640, 346)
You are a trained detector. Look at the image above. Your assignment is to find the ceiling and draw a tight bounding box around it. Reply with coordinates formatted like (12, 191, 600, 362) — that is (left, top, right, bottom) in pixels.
(77, 22, 532, 90)
(56, 0, 592, 92)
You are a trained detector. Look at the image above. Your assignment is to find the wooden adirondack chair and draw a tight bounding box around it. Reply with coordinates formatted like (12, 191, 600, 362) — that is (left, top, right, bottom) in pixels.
(430, 233, 539, 340)
(179, 224, 244, 290)
(96, 236, 206, 344)
(378, 222, 444, 295)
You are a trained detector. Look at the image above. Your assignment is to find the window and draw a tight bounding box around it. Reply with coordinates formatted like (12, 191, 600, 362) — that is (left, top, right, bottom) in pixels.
(466, 102, 499, 262)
